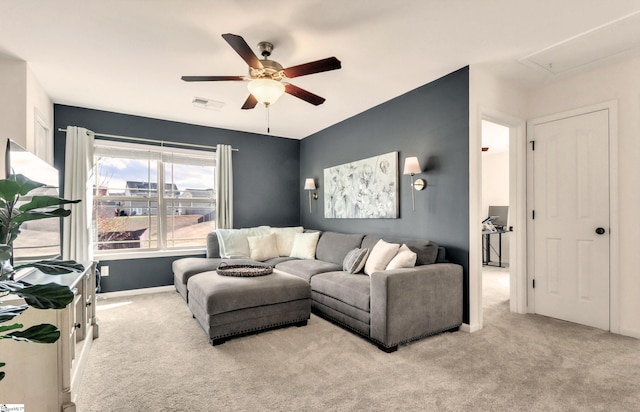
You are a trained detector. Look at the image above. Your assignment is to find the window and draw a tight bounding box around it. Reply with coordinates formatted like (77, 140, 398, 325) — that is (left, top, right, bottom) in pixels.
(93, 141, 216, 255)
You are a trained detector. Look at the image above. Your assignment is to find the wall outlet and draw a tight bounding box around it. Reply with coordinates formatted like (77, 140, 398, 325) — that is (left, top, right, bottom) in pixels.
(101, 265, 109, 277)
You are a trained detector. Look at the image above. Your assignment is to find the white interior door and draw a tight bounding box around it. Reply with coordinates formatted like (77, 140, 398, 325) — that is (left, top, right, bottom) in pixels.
(531, 109, 610, 330)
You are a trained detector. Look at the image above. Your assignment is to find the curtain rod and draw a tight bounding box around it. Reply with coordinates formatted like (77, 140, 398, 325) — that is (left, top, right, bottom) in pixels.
(57, 128, 238, 152)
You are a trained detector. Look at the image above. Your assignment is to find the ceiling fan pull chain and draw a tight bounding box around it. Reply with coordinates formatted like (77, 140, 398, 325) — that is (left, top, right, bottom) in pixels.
(266, 103, 271, 133)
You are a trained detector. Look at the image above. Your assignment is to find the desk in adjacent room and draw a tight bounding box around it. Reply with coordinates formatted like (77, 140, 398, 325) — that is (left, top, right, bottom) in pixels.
(482, 229, 507, 267)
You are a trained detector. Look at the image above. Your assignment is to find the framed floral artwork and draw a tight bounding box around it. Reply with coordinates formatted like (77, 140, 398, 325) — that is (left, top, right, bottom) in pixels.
(324, 151, 398, 218)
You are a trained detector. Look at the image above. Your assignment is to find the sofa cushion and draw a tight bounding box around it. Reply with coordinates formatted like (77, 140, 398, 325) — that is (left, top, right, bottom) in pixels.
(311, 271, 371, 312)
(275, 259, 342, 283)
(172, 257, 221, 285)
(315, 232, 365, 266)
(386, 244, 417, 270)
(247, 233, 279, 261)
(216, 226, 271, 258)
(271, 226, 304, 256)
(362, 235, 439, 265)
(290, 232, 320, 259)
(364, 239, 400, 275)
(263, 256, 297, 266)
(187, 270, 310, 316)
(343, 248, 369, 274)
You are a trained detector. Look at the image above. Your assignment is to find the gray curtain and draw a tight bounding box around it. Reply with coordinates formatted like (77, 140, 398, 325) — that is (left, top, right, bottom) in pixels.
(62, 126, 95, 261)
(215, 144, 233, 229)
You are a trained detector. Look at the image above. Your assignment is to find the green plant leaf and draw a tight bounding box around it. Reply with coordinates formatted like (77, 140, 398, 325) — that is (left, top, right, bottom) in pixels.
(16, 283, 74, 309)
(12, 208, 72, 225)
(0, 244, 11, 261)
(0, 371, 5, 381)
(18, 195, 81, 212)
(0, 304, 28, 323)
(0, 322, 24, 333)
(2, 323, 60, 343)
(15, 260, 85, 275)
(0, 179, 22, 202)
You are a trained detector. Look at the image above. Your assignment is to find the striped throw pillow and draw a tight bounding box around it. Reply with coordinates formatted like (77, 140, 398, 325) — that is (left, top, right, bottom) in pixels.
(343, 248, 370, 274)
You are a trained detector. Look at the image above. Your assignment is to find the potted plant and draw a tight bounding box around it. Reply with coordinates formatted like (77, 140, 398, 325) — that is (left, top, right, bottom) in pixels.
(0, 173, 83, 381)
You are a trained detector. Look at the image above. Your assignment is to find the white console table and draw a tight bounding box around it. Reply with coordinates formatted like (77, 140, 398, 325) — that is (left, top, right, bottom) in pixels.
(0, 262, 98, 411)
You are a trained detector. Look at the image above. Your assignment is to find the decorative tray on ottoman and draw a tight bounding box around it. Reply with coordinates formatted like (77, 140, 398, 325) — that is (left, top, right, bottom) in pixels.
(216, 262, 273, 277)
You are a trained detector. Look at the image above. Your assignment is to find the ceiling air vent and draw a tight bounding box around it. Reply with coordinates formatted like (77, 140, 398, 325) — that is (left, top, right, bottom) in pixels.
(192, 97, 225, 111)
(521, 11, 640, 74)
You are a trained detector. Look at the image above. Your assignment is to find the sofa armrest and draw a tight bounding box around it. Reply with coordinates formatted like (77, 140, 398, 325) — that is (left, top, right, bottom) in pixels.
(370, 263, 463, 348)
(206, 232, 221, 258)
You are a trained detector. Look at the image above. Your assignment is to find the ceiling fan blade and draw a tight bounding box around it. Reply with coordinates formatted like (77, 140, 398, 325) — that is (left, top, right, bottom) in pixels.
(283, 57, 341, 78)
(181, 76, 245, 82)
(284, 83, 326, 106)
(222, 33, 264, 69)
(241, 94, 258, 110)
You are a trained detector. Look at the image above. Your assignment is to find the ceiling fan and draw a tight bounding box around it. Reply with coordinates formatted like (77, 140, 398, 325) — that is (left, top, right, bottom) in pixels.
(181, 33, 342, 110)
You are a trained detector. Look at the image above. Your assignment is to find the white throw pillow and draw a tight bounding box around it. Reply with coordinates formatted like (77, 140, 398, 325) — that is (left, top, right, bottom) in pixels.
(386, 244, 417, 270)
(247, 233, 280, 261)
(271, 226, 304, 256)
(216, 226, 271, 258)
(364, 239, 400, 275)
(289, 232, 320, 260)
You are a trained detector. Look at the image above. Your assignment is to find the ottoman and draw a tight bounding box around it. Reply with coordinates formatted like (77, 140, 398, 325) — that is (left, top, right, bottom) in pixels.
(187, 269, 311, 345)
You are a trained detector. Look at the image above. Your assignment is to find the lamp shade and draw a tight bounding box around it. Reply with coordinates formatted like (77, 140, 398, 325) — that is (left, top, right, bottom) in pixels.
(247, 78, 286, 105)
(403, 157, 422, 175)
(304, 178, 316, 190)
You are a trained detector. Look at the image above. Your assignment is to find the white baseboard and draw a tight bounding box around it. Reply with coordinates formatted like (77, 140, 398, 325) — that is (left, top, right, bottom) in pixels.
(97, 285, 175, 300)
(459, 323, 483, 333)
(619, 327, 640, 340)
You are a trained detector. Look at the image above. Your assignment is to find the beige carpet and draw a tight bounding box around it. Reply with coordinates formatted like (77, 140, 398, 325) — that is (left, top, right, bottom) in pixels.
(77, 268, 640, 411)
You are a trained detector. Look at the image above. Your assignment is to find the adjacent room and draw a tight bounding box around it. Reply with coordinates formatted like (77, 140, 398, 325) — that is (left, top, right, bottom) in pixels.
(481, 120, 511, 309)
(1, 2, 640, 411)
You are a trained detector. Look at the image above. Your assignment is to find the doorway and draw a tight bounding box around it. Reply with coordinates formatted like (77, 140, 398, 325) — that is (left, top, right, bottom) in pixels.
(481, 120, 511, 309)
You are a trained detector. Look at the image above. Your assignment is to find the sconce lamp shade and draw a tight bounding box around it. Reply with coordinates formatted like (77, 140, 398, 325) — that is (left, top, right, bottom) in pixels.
(403, 156, 424, 211)
(248, 78, 286, 106)
(304, 178, 316, 190)
(403, 157, 421, 176)
(304, 178, 317, 214)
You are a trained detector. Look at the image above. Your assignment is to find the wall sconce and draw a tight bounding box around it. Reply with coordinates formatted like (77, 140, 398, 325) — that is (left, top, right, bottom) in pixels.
(304, 178, 318, 214)
(403, 156, 426, 211)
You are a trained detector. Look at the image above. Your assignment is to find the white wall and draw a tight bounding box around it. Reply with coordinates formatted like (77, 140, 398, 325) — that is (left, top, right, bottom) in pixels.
(0, 58, 53, 175)
(0, 59, 28, 176)
(527, 55, 640, 338)
(468, 66, 529, 330)
(481, 151, 509, 217)
(26, 66, 54, 164)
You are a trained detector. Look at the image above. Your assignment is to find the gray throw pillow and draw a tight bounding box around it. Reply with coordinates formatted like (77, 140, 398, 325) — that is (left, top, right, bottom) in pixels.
(343, 248, 369, 274)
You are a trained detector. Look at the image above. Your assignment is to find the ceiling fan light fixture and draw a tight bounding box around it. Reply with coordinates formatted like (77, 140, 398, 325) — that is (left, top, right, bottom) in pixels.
(247, 78, 285, 106)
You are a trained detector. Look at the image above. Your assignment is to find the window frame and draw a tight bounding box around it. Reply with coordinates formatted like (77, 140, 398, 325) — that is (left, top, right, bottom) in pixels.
(92, 140, 216, 259)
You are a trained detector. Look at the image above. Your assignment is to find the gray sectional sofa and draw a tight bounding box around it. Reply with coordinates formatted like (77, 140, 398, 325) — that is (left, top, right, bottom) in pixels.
(173, 230, 463, 352)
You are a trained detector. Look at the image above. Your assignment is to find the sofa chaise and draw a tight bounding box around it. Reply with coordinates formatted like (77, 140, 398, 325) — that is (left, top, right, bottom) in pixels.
(173, 228, 463, 352)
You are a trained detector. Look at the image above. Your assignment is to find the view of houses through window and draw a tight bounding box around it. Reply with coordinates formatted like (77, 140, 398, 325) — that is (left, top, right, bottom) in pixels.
(93, 141, 216, 253)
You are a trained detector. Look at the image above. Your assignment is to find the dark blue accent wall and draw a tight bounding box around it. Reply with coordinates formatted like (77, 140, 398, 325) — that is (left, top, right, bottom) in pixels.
(299, 67, 470, 322)
(54, 105, 300, 292)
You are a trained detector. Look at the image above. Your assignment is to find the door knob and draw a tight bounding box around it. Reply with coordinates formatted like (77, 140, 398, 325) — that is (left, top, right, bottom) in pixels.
(595, 227, 606, 235)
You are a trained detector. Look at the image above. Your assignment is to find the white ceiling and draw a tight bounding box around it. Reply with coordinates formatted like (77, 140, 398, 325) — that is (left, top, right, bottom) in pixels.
(1, 1, 640, 140)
